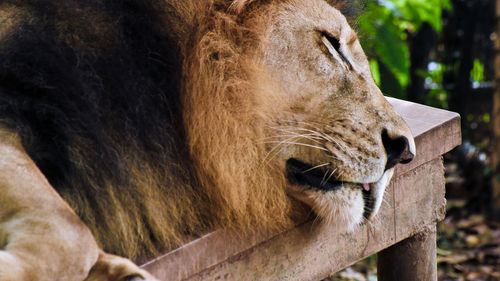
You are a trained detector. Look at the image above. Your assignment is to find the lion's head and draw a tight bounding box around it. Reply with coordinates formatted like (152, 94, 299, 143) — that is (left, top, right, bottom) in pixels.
(0, 0, 417, 263)
(182, 0, 415, 232)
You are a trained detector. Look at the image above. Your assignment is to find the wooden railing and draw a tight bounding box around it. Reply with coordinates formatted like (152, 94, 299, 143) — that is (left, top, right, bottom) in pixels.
(141, 98, 461, 281)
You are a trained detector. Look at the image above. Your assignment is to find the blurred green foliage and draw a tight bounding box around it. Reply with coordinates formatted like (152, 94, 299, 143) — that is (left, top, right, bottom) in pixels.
(421, 62, 449, 108)
(358, 0, 451, 101)
(470, 59, 485, 83)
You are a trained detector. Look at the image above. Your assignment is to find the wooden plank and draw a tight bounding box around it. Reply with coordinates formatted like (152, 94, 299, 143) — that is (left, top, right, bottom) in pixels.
(141, 98, 460, 280)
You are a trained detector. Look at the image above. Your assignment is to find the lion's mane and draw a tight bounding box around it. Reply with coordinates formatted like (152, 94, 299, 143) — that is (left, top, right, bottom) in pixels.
(182, 0, 295, 235)
(0, 0, 317, 260)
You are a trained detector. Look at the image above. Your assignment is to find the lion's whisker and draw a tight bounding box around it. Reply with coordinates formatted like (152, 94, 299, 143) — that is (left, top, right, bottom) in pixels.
(320, 169, 330, 187)
(262, 133, 323, 141)
(290, 127, 328, 139)
(325, 168, 338, 183)
(291, 122, 361, 159)
(263, 132, 326, 163)
(266, 125, 327, 141)
(263, 135, 303, 163)
(275, 123, 360, 159)
(261, 133, 324, 145)
(302, 162, 331, 173)
(270, 125, 327, 139)
(264, 141, 328, 152)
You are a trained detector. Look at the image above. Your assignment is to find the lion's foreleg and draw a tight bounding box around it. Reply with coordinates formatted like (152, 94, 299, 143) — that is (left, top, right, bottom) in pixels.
(0, 131, 100, 281)
(0, 131, 158, 281)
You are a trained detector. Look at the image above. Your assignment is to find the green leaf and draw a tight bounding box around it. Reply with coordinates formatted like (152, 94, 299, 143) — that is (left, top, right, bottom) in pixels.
(483, 113, 490, 123)
(358, 0, 452, 103)
(369, 59, 381, 85)
(378, 60, 405, 98)
(471, 59, 485, 82)
(388, 0, 451, 32)
(359, 4, 409, 88)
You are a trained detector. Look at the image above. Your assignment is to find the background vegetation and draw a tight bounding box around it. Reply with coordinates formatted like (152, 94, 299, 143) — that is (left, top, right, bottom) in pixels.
(330, 0, 499, 280)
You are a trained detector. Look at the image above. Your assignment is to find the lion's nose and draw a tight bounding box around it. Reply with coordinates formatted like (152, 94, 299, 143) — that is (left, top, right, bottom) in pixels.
(382, 129, 414, 170)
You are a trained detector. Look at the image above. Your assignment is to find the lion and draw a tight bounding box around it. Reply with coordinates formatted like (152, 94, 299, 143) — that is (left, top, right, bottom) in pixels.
(0, 0, 415, 280)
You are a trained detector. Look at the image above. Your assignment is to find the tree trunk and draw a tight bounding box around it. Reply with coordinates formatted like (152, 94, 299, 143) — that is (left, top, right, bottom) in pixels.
(407, 23, 437, 104)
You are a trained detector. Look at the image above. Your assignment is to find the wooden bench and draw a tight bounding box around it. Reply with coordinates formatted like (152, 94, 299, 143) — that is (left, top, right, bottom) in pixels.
(141, 98, 461, 281)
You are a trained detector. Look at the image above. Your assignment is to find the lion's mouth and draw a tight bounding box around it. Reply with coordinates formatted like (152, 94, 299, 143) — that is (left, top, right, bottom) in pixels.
(286, 158, 371, 191)
(286, 158, 378, 219)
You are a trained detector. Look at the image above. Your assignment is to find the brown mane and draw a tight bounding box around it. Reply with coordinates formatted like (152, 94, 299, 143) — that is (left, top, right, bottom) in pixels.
(0, 0, 350, 263)
(182, 1, 292, 232)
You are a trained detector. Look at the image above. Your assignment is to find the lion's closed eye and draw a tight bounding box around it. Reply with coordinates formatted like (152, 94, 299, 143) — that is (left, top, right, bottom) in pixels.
(319, 31, 351, 67)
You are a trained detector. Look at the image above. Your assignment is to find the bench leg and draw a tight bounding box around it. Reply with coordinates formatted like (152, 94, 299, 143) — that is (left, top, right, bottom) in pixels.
(377, 226, 437, 281)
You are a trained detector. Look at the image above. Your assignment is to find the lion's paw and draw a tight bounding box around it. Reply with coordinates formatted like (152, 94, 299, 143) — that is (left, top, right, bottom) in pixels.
(85, 251, 158, 281)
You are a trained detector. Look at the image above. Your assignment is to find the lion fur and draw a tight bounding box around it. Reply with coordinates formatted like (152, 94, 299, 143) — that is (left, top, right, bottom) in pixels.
(0, 0, 356, 261)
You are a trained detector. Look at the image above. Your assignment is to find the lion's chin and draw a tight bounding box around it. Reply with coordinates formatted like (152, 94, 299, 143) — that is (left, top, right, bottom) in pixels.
(286, 159, 395, 231)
